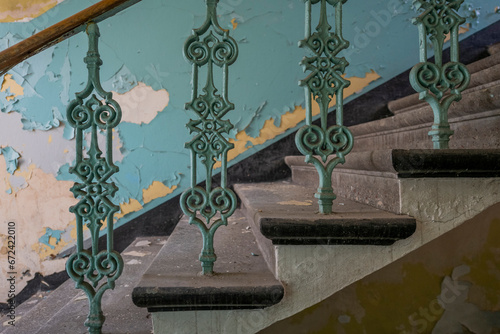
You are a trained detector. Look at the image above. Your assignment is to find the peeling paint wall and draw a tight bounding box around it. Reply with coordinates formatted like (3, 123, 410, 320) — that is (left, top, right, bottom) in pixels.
(0, 0, 499, 301)
(258, 205, 500, 334)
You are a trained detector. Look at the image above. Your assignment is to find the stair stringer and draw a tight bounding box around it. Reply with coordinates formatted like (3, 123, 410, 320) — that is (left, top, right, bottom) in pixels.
(150, 178, 500, 334)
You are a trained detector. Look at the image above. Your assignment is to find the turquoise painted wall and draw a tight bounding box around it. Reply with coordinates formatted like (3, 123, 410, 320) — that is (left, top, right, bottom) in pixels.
(0, 0, 499, 282)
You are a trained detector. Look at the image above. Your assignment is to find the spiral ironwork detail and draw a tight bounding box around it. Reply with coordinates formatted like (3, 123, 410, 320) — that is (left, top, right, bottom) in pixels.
(296, 0, 353, 214)
(181, 0, 238, 275)
(410, 0, 471, 148)
(65, 22, 123, 334)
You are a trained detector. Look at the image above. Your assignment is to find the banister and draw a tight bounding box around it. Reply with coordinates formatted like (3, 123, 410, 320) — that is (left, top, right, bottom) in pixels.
(0, 0, 142, 77)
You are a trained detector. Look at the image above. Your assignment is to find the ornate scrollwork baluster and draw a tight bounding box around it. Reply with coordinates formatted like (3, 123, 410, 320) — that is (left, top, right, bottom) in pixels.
(296, 0, 353, 214)
(410, 0, 471, 149)
(180, 0, 238, 275)
(66, 22, 123, 334)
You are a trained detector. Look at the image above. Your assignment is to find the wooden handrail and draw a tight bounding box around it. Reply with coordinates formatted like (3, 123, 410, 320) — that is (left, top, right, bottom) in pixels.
(0, 0, 142, 77)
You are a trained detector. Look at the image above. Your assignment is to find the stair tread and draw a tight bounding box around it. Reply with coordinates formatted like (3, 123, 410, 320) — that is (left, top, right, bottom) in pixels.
(235, 182, 416, 246)
(1, 237, 164, 334)
(132, 210, 284, 312)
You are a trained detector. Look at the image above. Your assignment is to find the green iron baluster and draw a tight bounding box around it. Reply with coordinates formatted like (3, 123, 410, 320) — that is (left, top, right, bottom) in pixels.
(66, 22, 123, 334)
(180, 0, 238, 275)
(410, 0, 470, 149)
(295, 0, 354, 214)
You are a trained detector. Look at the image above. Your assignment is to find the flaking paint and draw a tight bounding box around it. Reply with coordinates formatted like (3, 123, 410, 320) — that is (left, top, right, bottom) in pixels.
(0, 0, 63, 23)
(0, 0, 499, 302)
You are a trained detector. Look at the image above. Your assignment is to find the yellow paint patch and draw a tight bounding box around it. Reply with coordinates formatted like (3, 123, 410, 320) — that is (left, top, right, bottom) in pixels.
(215, 71, 380, 168)
(1, 74, 24, 100)
(444, 24, 470, 43)
(63, 149, 69, 154)
(115, 198, 143, 220)
(278, 200, 312, 206)
(231, 18, 238, 30)
(48, 135, 52, 143)
(143, 181, 177, 204)
(33, 236, 69, 260)
(0, 0, 61, 22)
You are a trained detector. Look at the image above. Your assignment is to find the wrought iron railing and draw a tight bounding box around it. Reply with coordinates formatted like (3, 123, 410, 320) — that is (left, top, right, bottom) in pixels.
(410, 0, 470, 149)
(0, 0, 475, 332)
(295, 0, 353, 214)
(180, 0, 238, 275)
(65, 22, 123, 334)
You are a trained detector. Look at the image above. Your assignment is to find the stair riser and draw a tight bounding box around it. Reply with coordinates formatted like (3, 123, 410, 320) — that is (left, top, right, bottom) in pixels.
(389, 55, 500, 114)
(291, 167, 402, 213)
(239, 202, 278, 277)
(352, 109, 500, 152)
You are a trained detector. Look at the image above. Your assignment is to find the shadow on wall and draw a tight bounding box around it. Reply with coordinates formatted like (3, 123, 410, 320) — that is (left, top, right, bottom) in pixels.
(258, 202, 500, 334)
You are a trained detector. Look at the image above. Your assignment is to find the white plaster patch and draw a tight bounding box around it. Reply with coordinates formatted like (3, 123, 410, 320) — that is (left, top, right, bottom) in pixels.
(135, 240, 151, 247)
(123, 251, 151, 257)
(0, 160, 76, 301)
(113, 82, 169, 125)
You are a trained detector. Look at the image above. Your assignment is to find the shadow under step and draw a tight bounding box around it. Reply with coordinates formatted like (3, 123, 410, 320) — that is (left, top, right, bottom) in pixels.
(286, 149, 500, 214)
(132, 210, 284, 312)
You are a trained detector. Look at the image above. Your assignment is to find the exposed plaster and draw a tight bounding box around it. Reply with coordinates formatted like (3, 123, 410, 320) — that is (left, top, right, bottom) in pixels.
(112, 82, 170, 125)
(0, 0, 63, 23)
(0, 160, 75, 300)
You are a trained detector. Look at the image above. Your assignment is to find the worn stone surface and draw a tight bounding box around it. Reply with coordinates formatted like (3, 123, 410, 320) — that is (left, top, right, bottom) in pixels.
(132, 211, 284, 312)
(235, 182, 416, 245)
(388, 51, 500, 114)
(1, 237, 164, 334)
(286, 150, 500, 215)
(287, 149, 500, 178)
(488, 42, 500, 55)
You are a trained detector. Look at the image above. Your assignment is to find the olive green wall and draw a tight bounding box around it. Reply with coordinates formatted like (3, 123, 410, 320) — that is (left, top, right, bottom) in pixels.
(259, 204, 500, 334)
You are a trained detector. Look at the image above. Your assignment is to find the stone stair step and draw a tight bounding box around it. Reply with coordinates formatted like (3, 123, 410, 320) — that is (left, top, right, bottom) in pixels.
(350, 79, 500, 151)
(132, 210, 284, 312)
(1, 237, 165, 334)
(286, 149, 500, 213)
(235, 181, 416, 271)
(488, 42, 500, 55)
(388, 47, 500, 114)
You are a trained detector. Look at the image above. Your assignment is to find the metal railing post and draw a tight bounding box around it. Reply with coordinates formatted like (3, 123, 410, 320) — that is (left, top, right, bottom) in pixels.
(65, 22, 123, 334)
(180, 0, 238, 275)
(410, 0, 471, 149)
(295, 0, 354, 214)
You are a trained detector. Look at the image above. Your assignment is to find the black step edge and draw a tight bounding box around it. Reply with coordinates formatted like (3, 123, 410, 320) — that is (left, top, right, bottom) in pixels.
(235, 182, 417, 246)
(132, 211, 284, 312)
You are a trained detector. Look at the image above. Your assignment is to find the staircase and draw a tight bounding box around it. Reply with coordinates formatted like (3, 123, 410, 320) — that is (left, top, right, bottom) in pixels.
(131, 42, 500, 333)
(2, 2, 500, 333)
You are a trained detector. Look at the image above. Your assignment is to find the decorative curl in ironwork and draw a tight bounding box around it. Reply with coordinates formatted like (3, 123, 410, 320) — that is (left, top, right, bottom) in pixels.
(296, 0, 353, 214)
(411, 0, 470, 148)
(181, 0, 238, 275)
(65, 22, 122, 334)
